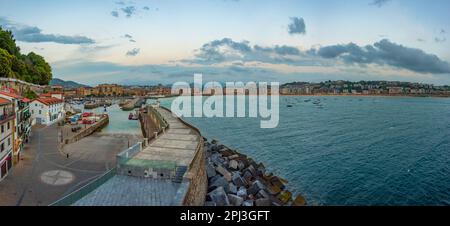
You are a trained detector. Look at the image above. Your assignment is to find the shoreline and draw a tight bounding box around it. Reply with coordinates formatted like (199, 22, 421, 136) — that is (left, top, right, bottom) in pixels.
(205, 139, 306, 206)
(280, 94, 450, 98)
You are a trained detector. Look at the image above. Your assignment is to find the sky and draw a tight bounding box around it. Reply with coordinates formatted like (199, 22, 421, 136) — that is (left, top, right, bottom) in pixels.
(0, 0, 450, 86)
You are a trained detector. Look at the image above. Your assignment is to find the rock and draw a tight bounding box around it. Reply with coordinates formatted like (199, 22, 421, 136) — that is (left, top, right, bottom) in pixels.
(270, 176, 286, 190)
(242, 171, 253, 184)
(292, 194, 307, 206)
(266, 183, 282, 196)
(210, 176, 230, 193)
(228, 154, 240, 160)
(232, 172, 246, 187)
(206, 164, 216, 179)
(229, 183, 238, 194)
(210, 153, 225, 165)
(245, 165, 257, 177)
(229, 160, 238, 170)
(255, 198, 271, 206)
(242, 200, 254, 206)
(237, 161, 246, 170)
(216, 165, 232, 181)
(228, 194, 244, 206)
(257, 189, 270, 199)
(256, 163, 266, 176)
(219, 148, 234, 157)
(205, 201, 216, 206)
(248, 180, 266, 195)
(208, 187, 230, 206)
(277, 190, 293, 205)
(237, 187, 247, 198)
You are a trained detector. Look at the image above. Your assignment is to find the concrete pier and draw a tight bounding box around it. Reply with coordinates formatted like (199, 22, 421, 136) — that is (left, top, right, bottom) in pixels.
(57, 105, 207, 206)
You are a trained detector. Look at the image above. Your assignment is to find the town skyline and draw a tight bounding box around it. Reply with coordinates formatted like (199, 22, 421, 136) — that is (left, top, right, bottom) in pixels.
(1, 0, 450, 86)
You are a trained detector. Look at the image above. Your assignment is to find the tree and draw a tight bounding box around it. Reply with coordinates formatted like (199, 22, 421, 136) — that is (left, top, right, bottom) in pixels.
(0, 48, 13, 77)
(23, 89, 38, 99)
(0, 27, 21, 56)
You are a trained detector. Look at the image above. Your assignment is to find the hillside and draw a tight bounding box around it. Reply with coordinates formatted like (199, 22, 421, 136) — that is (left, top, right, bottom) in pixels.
(0, 27, 52, 85)
(50, 78, 89, 89)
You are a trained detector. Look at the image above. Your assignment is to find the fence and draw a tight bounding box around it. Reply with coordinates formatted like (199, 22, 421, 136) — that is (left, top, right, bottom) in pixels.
(50, 168, 117, 206)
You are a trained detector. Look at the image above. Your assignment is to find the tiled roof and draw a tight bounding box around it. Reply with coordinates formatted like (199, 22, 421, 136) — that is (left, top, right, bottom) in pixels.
(0, 97, 11, 105)
(0, 91, 24, 100)
(33, 97, 63, 106)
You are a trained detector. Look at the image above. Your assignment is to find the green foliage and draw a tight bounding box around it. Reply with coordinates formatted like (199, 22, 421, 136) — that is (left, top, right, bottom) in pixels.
(0, 48, 13, 77)
(0, 27, 52, 85)
(23, 89, 38, 99)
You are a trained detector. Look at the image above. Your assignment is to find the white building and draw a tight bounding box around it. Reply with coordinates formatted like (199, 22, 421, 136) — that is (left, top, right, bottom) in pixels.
(30, 98, 65, 126)
(0, 98, 15, 181)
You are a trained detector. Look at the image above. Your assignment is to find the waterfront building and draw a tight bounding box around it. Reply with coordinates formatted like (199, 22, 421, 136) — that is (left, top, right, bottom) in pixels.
(95, 84, 124, 97)
(30, 98, 65, 126)
(0, 91, 32, 163)
(0, 98, 15, 181)
(40, 91, 64, 100)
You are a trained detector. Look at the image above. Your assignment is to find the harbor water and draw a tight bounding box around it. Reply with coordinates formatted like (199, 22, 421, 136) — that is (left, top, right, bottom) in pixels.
(154, 96, 450, 206)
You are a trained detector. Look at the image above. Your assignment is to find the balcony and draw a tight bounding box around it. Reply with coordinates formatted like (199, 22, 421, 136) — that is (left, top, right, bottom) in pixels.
(0, 111, 15, 124)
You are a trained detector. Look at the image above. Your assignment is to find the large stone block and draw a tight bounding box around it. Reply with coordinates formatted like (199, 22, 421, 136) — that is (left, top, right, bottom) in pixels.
(206, 164, 216, 179)
(248, 180, 266, 195)
(255, 198, 271, 206)
(277, 190, 292, 205)
(229, 160, 238, 170)
(207, 187, 230, 206)
(292, 194, 307, 206)
(228, 194, 244, 206)
(232, 172, 246, 187)
(216, 165, 232, 181)
(229, 183, 238, 194)
(210, 176, 230, 193)
(242, 200, 254, 206)
(237, 187, 247, 198)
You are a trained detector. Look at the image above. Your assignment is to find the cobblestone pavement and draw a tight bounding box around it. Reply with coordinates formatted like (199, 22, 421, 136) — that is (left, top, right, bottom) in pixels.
(0, 125, 142, 206)
(74, 175, 180, 206)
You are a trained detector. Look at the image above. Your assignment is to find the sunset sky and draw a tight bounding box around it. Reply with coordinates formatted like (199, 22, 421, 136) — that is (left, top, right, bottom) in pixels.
(1, 0, 449, 85)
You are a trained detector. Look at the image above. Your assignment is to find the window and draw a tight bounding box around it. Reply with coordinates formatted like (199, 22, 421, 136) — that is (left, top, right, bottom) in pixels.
(1, 125, 3, 133)
(39, 110, 41, 114)
(7, 138, 10, 146)
(1, 143, 4, 152)
(32, 110, 34, 114)
(7, 122, 10, 130)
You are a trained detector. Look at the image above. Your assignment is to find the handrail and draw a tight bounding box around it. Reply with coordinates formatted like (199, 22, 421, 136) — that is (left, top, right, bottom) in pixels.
(49, 168, 117, 206)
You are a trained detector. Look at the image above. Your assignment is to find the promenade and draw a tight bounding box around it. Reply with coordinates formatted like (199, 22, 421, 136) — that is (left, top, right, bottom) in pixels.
(73, 106, 203, 206)
(0, 124, 141, 206)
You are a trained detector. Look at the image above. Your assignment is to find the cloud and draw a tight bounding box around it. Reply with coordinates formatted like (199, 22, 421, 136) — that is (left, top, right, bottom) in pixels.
(129, 39, 136, 43)
(435, 37, 446, 43)
(121, 6, 137, 18)
(370, 0, 391, 7)
(111, 11, 119, 17)
(315, 39, 450, 74)
(0, 17, 95, 44)
(124, 34, 133, 39)
(188, 37, 450, 74)
(126, 48, 140, 56)
(143, 6, 150, 10)
(288, 17, 306, 35)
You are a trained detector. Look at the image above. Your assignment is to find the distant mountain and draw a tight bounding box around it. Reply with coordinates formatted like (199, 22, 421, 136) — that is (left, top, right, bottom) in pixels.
(50, 78, 90, 89)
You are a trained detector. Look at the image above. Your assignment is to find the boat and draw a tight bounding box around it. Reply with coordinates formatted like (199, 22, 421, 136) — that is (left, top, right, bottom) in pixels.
(304, 99, 311, 103)
(128, 112, 139, 120)
(286, 104, 293, 108)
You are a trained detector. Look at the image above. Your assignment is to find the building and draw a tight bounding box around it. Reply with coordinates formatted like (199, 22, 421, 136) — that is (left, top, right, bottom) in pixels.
(40, 91, 64, 100)
(0, 98, 15, 181)
(0, 91, 32, 163)
(96, 84, 124, 97)
(30, 98, 65, 126)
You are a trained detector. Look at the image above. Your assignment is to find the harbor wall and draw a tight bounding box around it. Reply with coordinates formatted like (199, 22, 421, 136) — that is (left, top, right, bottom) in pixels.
(140, 105, 207, 206)
(63, 116, 109, 145)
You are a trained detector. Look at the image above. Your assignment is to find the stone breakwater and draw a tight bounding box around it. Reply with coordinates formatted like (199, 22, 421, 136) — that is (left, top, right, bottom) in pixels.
(204, 140, 306, 206)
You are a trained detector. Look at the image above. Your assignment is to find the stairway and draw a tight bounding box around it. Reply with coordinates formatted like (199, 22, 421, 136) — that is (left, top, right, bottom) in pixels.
(172, 166, 188, 183)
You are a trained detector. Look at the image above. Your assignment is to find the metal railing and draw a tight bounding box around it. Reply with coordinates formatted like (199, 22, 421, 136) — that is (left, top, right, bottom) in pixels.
(50, 168, 117, 206)
(116, 142, 142, 165)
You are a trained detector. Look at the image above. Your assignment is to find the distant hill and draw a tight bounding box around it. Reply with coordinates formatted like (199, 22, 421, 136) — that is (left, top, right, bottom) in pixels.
(50, 78, 89, 88)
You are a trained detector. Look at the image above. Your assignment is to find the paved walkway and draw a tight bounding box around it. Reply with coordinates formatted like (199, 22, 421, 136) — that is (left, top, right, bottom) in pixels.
(73, 107, 201, 206)
(0, 125, 141, 206)
(134, 108, 200, 166)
